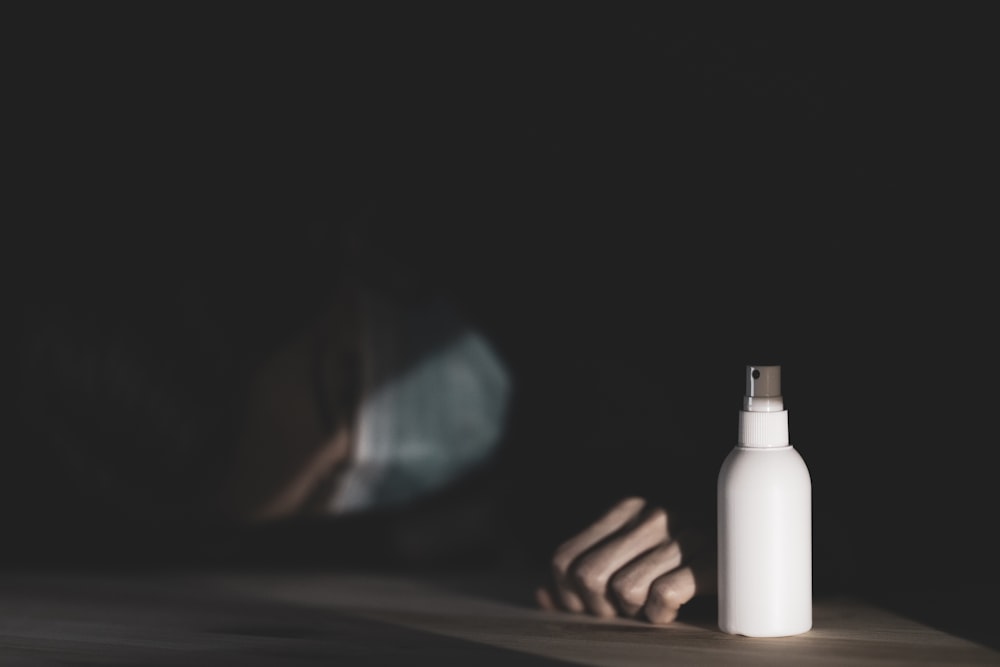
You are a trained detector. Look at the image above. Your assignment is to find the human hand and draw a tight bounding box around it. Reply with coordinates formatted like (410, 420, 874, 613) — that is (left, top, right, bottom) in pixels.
(535, 497, 715, 624)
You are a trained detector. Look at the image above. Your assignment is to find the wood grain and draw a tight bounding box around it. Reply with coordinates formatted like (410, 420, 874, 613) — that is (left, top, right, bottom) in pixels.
(1, 570, 996, 666)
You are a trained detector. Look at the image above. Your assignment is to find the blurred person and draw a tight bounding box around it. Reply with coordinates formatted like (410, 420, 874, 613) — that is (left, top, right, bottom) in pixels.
(6, 202, 717, 627)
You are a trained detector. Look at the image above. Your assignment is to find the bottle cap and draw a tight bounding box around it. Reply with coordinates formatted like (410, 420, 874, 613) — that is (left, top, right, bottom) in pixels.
(739, 364, 789, 446)
(744, 365, 784, 412)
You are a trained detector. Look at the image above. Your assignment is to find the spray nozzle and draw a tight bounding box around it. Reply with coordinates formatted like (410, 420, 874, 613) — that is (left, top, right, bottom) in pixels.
(744, 365, 784, 412)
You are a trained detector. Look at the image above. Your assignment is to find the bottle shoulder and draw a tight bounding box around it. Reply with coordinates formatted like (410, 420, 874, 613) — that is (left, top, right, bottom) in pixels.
(719, 445, 811, 483)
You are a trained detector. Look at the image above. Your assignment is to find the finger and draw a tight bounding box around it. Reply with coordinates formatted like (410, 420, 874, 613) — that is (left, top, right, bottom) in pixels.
(535, 585, 559, 612)
(608, 532, 706, 617)
(551, 497, 647, 614)
(643, 555, 717, 625)
(569, 505, 670, 618)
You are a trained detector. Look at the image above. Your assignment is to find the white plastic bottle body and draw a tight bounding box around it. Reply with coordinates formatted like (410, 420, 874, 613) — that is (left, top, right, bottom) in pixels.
(718, 445, 812, 637)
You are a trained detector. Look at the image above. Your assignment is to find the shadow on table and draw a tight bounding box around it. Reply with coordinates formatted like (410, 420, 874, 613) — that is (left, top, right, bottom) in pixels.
(0, 572, 587, 666)
(422, 568, 721, 632)
(863, 585, 999, 653)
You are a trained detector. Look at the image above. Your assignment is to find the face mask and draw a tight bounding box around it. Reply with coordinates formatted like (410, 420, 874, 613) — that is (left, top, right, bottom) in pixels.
(326, 292, 511, 513)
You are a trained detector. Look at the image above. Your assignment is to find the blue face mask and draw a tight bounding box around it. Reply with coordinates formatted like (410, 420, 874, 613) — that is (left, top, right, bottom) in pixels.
(326, 292, 511, 513)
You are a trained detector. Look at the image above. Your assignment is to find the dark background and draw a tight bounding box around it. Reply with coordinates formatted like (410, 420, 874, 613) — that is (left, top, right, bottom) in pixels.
(5, 3, 998, 639)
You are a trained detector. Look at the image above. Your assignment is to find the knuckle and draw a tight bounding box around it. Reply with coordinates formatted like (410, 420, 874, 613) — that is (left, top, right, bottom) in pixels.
(609, 572, 645, 608)
(571, 557, 609, 593)
(551, 547, 575, 578)
(659, 540, 682, 565)
(651, 578, 684, 608)
(640, 506, 669, 531)
(609, 496, 646, 516)
(645, 506, 668, 523)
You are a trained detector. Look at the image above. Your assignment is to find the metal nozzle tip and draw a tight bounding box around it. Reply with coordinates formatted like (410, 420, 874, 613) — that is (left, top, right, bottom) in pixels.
(746, 365, 781, 397)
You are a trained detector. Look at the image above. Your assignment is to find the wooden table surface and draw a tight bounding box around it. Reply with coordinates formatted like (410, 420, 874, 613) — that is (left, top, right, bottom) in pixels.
(1, 569, 996, 666)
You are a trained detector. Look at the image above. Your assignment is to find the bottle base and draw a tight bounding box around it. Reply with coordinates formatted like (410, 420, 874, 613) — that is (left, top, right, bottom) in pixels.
(718, 621, 812, 638)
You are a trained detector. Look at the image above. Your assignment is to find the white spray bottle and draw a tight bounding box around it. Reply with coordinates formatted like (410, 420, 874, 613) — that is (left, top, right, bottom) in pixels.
(718, 364, 812, 637)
